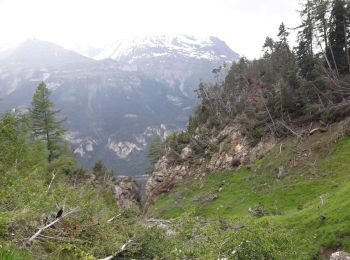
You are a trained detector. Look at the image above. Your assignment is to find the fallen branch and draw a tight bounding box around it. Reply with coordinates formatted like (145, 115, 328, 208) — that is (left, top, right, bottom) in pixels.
(145, 219, 172, 225)
(309, 128, 320, 135)
(37, 234, 84, 244)
(46, 170, 57, 193)
(26, 207, 79, 246)
(98, 239, 134, 260)
(107, 214, 121, 223)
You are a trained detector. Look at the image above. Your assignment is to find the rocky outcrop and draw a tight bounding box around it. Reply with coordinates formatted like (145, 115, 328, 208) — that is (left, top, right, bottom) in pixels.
(207, 126, 275, 171)
(145, 124, 276, 211)
(330, 251, 350, 260)
(113, 178, 141, 209)
(180, 146, 193, 160)
(144, 219, 176, 237)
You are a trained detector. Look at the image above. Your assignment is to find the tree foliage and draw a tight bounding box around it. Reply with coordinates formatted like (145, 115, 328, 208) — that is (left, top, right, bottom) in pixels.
(185, 0, 350, 145)
(30, 82, 66, 162)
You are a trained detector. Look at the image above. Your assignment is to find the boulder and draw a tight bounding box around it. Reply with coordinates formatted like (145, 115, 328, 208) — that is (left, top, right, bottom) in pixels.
(181, 146, 193, 160)
(113, 179, 141, 209)
(330, 251, 350, 260)
(276, 166, 285, 179)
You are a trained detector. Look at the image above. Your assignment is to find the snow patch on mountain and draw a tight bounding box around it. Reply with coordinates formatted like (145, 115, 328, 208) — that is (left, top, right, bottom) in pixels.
(107, 139, 143, 159)
(125, 114, 138, 119)
(90, 35, 239, 62)
(64, 131, 97, 158)
(46, 81, 62, 91)
(107, 124, 173, 160)
(166, 95, 182, 106)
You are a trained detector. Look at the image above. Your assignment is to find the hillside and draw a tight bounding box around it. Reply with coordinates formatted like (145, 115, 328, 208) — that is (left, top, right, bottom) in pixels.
(147, 119, 350, 258)
(142, 1, 350, 258)
(1, 109, 350, 259)
(1, 0, 350, 258)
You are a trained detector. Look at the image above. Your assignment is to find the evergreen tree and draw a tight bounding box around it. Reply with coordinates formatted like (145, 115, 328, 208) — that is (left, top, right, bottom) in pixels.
(147, 135, 163, 165)
(313, 0, 330, 51)
(92, 160, 113, 183)
(30, 82, 66, 162)
(145, 135, 163, 174)
(278, 23, 290, 47)
(0, 112, 29, 171)
(327, 0, 349, 73)
(345, 0, 350, 73)
(263, 36, 275, 57)
(297, 0, 317, 79)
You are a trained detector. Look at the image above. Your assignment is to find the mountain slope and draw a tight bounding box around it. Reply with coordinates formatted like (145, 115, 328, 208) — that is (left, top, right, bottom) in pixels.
(148, 119, 350, 259)
(0, 38, 92, 69)
(0, 36, 239, 176)
(76, 35, 239, 98)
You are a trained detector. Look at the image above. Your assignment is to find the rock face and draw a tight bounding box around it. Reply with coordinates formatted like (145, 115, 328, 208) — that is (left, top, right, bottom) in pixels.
(180, 146, 193, 160)
(207, 126, 275, 171)
(330, 251, 350, 260)
(145, 125, 276, 210)
(113, 178, 141, 209)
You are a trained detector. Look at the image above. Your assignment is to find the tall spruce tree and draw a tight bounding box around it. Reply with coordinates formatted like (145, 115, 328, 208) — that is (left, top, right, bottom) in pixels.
(30, 82, 66, 162)
(328, 0, 349, 73)
(297, 0, 317, 80)
(313, 0, 330, 51)
(345, 0, 350, 73)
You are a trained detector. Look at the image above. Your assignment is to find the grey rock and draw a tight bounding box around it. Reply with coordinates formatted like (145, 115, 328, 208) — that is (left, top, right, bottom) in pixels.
(180, 146, 193, 160)
(330, 251, 350, 260)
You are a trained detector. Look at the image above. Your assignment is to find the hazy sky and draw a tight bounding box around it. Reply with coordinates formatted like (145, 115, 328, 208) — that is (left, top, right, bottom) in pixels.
(0, 0, 300, 58)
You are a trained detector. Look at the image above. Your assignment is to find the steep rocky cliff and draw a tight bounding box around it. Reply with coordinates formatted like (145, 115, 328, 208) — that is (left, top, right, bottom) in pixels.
(113, 178, 141, 209)
(144, 124, 276, 211)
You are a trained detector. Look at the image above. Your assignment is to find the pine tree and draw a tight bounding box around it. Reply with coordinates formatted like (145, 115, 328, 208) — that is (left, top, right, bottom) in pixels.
(277, 23, 290, 49)
(313, 0, 330, 51)
(147, 135, 163, 165)
(328, 0, 349, 73)
(145, 135, 163, 174)
(263, 36, 275, 56)
(30, 82, 66, 162)
(0, 112, 29, 171)
(297, 0, 317, 80)
(345, 0, 350, 73)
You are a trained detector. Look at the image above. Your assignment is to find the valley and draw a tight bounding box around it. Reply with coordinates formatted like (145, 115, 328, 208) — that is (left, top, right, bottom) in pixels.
(1, 0, 350, 258)
(0, 35, 239, 176)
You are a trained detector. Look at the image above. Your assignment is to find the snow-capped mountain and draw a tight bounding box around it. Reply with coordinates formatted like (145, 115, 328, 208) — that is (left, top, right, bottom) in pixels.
(0, 36, 239, 177)
(89, 35, 239, 62)
(72, 35, 239, 98)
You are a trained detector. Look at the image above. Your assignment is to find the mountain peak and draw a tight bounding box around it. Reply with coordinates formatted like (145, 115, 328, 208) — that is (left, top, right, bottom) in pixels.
(0, 38, 92, 69)
(84, 34, 239, 62)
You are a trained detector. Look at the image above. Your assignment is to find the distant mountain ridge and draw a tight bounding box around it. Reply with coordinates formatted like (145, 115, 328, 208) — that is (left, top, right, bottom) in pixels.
(85, 35, 239, 62)
(0, 39, 92, 69)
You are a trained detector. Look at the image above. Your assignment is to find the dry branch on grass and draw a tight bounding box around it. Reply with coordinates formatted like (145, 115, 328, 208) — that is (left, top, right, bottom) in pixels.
(25, 207, 79, 246)
(98, 239, 134, 260)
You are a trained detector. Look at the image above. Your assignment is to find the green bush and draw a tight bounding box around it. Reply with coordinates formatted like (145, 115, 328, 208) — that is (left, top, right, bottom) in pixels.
(165, 131, 191, 154)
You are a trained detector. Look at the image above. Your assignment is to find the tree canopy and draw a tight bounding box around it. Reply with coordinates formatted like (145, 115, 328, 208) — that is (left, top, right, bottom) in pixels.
(30, 82, 66, 162)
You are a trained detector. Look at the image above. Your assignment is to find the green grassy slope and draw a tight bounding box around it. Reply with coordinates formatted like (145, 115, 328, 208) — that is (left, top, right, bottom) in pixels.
(149, 122, 350, 258)
(0, 155, 141, 259)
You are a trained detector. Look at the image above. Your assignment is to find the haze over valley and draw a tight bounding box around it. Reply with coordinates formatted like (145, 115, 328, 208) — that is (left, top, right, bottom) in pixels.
(0, 35, 239, 175)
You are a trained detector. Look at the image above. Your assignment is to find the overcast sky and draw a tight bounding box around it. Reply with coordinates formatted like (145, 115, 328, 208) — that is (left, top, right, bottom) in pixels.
(0, 0, 300, 59)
